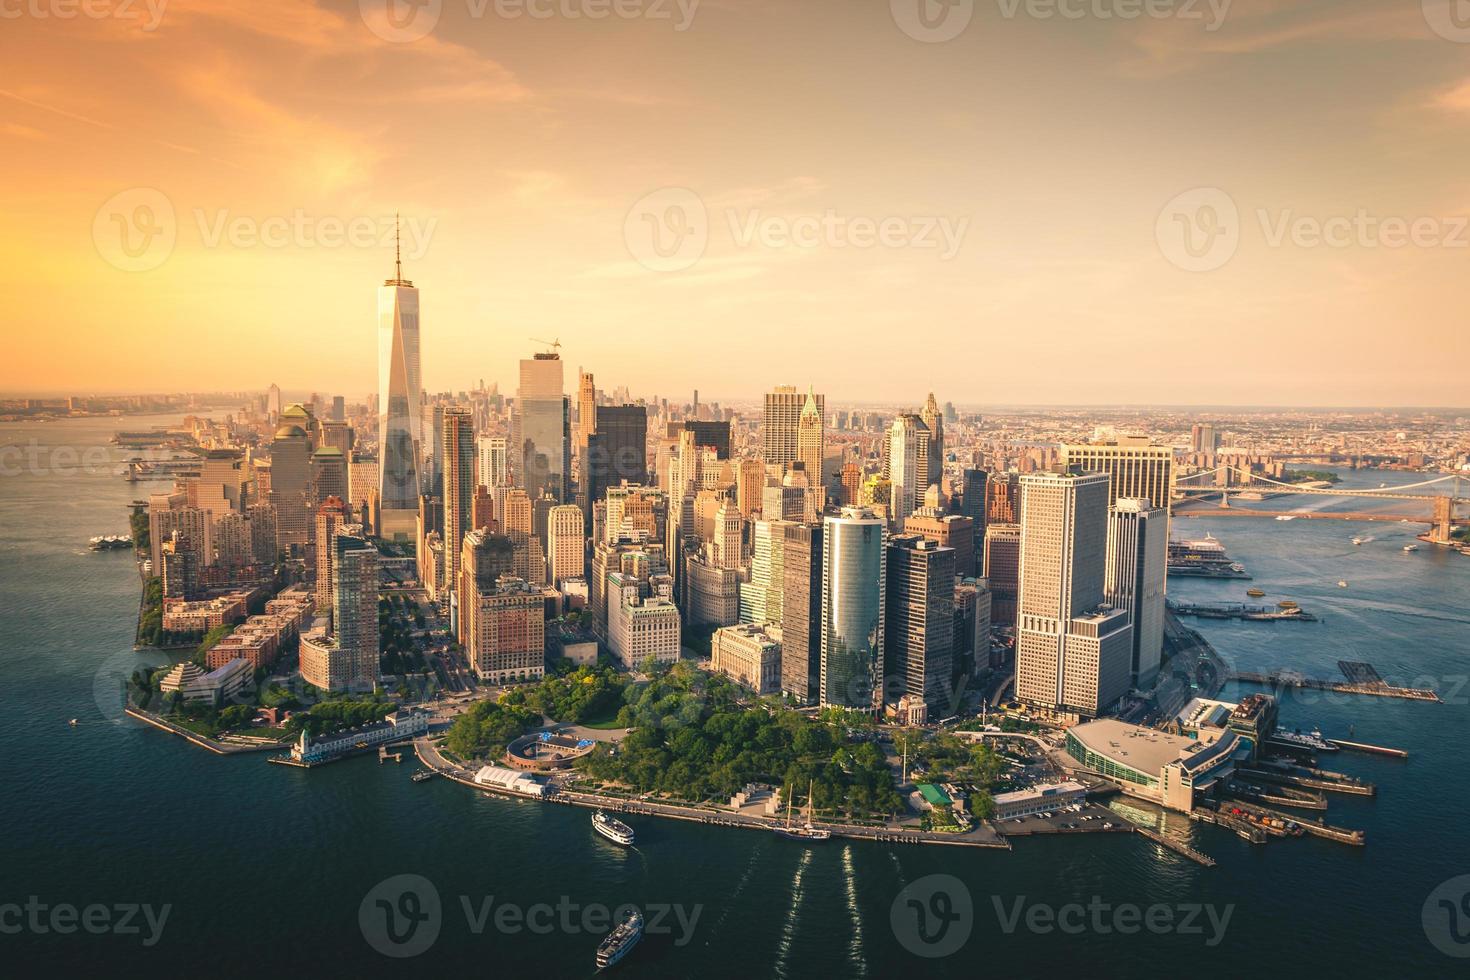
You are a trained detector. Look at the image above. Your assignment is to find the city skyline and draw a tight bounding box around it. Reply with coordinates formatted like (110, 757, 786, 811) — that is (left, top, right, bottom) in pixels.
(5, 1, 1470, 404)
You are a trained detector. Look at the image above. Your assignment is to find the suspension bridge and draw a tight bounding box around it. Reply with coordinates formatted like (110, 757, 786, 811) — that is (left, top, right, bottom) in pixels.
(1172, 467, 1466, 541)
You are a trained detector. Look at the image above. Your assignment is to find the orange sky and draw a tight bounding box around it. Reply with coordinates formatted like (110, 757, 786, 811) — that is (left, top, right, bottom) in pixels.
(2, 0, 1467, 405)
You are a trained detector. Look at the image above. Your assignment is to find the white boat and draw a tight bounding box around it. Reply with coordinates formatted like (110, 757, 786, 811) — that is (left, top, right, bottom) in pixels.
(1338, 580, 1349, 588)
(1271, 728, 1338, 752)
(592, 810, 635, 846)
(1403, 544, 1419, 553)
(1351, 537, 1364, 546)
(1275, 515, 1296, 521)
(595, 908, 643, 969)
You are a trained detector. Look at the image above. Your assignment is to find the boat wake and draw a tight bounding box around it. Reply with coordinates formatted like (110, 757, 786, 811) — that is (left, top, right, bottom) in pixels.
(842, 846, 867, 977)
(772, 849, 812, 980)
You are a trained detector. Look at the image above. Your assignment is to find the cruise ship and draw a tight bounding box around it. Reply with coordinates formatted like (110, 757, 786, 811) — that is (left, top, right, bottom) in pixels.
(592, 810, 635, 846)
(1167, 534, 1250, 579)
(595, 908, 643, 969)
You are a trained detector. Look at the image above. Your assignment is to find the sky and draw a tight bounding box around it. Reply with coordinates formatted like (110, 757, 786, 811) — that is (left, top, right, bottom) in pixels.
(2, 0, 1468, 406)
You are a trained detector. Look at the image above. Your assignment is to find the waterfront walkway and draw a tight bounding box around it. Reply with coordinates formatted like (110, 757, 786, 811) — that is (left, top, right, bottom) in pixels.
(412, 736, 1012, 850)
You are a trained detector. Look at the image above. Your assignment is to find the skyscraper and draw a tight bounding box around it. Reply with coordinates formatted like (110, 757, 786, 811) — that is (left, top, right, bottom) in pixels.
(886, 534, 955, 715)
(269, 421, 312, 553)
(983, 522, 1021, 628)
(920, 392, 944, 487)
(820, 507, 886, 712)
(517, 352, 570, 502)
(959, 468, 988, 571)
(313, 496, 347, 623)
(477, 434, 509, 490)
(546, 503, 585, 585)
(577, 369, 596, 453)
(1105, 498, 1168, 687)
(300, 533, 379, 692)
(377, 227, 423, 539)
(1060, 436, 1174, 526)
(887, 413, 928, 523)
(441, 408, 475, 601)
(763, 385, 824, 470)
(1015, 471, 1132, 718)
(797, 388, 824, 486)
(781, 522, 823, 705)
(583, 404, 648, 518)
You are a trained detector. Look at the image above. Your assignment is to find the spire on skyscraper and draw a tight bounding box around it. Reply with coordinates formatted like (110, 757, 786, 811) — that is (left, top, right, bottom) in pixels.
(385, 212, 413, 287)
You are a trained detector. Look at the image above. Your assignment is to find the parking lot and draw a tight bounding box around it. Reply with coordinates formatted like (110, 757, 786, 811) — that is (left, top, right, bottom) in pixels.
(995, 801, 1133, 836)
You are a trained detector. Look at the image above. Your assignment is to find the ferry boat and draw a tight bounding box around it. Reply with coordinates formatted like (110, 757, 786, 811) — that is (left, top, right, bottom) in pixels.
(1274, 515, 1296, 521)
(1277, 599, 1298, 609)
(410, 770, 435, 783)
(1246, 588, 1266, 598)
(595, 908, 643, 969)
(1166, 533, 1249, 579)
(1271, 729, 1338, 752)
(592, 810, 635, 847)
(773, 780, 831, 842)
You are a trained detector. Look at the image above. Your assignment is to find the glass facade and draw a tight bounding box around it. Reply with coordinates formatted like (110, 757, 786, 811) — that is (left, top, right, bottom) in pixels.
(820, 512, 885, 710)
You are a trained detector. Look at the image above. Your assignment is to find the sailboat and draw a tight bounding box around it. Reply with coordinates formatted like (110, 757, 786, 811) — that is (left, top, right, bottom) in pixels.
(773, 779, 831, 842)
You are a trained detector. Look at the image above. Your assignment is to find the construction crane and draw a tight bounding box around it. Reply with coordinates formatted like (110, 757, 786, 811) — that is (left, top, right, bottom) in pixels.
(530, 337, 562, 356)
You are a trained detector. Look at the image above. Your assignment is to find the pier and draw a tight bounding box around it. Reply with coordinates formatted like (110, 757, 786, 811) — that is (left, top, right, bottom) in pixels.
(1236, 765, 1375, 797)
(1226, 781, 1329, 811)
(1134, 826, 1218, 866)
(1223, 799, 1365, 846)
(1326, 738, 1408, 758)
(1230, 670, 1441, 703)
(1168, 601, 1319, 623)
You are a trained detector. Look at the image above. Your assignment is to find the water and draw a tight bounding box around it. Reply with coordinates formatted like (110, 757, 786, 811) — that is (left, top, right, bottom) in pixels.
(3, 418, 1468, 976)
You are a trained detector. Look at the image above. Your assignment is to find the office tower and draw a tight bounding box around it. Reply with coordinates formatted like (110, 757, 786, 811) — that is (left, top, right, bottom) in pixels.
(1015, 471, 1132, 718)
(796, 389, 824, 485)
(472, 485, 494, 531)
(987, 472, 1020, 524)
(669, 419, 731, 460)
(577, 370, 596, 453)
(840, 461, 862, 508)
(269, 421, 312, 553)
(886, 534, 955, 715)
(1060, 436, 1175, 523)
(920, 392, 944, 487)
(959, 468, 988, 570)
(887, 413, 928, 523)
(606, 571, 681, 669)
(246, 503, 278, 565)
(903, 511, 974, 583)
(517, 352, 570, 502)
(300, 533, 379, 692)
(463, 576, 546, 683)
(781, 522, 823, 704)
(349, 452, 379, 514)
(584, 404, 648, 516)
(736, 458, 767, 517)
(160, 531, 199, 599)
(983, 523, 1021, 628)
(377, 232, 422, 539)
(311, 447, 348, 508)
(442, 408, 476, 600)
(457, 527, 516, 648)
(819, 507, 886, 711)
(266, 383, 282, 420)
(421, 403, 445, 497)
(742, 519, 788, 624)
(501, 488, 535, 583)
(712, 497, 743, 569)
(1190, 423, 1219, 454)
(330, 395, 345, 422)
(477, 435, 509, 490)
(190, 449, 244, 520)
(954, 577, 994, 672)
(762, 483, 804, 522)
(314, 496, 347, 623)
(1105, 498, 1168, 687)
(547, 504, 585, 585)
(318, 419, 352, 454)
(763, 384, 824, 469)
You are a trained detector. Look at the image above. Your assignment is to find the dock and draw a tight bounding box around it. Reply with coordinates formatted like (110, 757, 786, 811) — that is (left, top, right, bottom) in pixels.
(1230, 671, 1441, 703)
(1224, 800, 1365, 846)
(1326, 738, 1408, 758)
(1134, 826, 1218, 866)
(1236, 764, 1375, 797)
(1226, 781, 1328, 811)
(1168, 601, 1319, 623)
